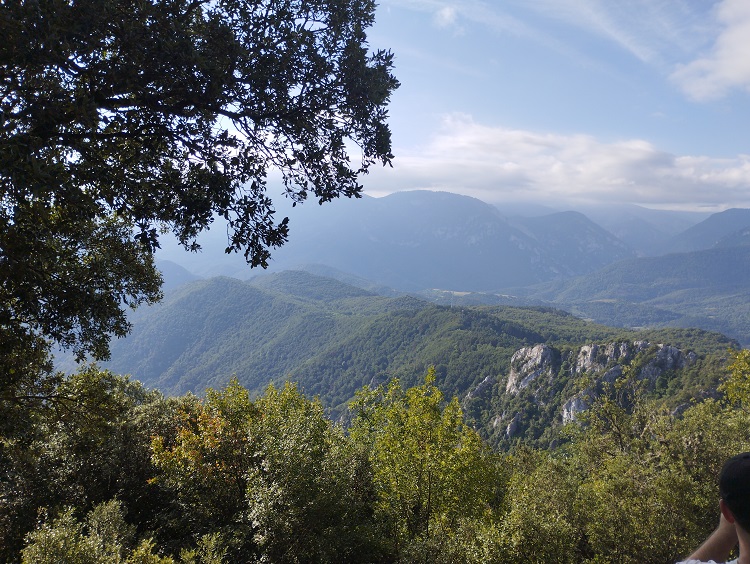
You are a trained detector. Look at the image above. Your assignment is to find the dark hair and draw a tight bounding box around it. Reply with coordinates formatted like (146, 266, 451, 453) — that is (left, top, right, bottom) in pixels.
(720, 452, 750, 532)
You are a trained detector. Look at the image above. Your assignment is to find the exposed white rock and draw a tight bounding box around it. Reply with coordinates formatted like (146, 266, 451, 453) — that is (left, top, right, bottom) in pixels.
(505, 413, 522, 439)
(500, 340, 699, 433)
(465, 375, 495, 401)
(562, 394, 590, 424)
(637, 344, 697, 382)
(574, 341, 648, 374)
(491, 415, 503, 429)
(505, 344, 554, 394)
(605, 341, 637, 362)
(575, 344, 600, 374)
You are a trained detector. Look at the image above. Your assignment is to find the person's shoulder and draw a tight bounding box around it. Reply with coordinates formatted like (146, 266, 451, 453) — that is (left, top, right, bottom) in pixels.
(676, 559, 737, 564)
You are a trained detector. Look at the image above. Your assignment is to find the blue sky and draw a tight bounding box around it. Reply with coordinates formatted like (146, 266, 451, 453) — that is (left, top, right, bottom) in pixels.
(360, 0, 750, 211)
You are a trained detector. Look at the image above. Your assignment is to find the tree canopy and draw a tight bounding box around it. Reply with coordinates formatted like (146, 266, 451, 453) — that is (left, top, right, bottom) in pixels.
(0, 0, 398, 363)
(8, 362, 750, 562)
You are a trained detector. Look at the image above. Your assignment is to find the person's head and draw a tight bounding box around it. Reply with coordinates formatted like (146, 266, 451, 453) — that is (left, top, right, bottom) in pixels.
(720, 452, 750, 532)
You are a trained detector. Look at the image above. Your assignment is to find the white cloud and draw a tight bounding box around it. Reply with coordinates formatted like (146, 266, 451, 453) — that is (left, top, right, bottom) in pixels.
(433, 6, 458, 28)
(364, 114, 750, 211)
(671, 0, 750, 100)
(524, 0, 655, 62)
(529, 0, 714, 64)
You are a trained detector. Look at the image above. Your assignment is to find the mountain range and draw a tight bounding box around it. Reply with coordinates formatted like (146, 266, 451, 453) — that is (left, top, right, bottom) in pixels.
(158, 191, 637, 290)
(59, 190, 750, 447)
(155, 190, 750, 344)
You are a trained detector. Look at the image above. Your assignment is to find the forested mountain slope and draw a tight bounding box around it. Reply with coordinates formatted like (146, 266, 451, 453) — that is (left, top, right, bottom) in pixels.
(663, 208, 750, 254)
(105, 273, 420, 395)
(152, 193, 750, 347)
(97, 271, 737, 449)
(519, 246, 750, 345)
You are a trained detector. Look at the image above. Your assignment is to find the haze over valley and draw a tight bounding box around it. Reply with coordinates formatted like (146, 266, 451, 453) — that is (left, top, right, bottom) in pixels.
(153, 190, 750, 346)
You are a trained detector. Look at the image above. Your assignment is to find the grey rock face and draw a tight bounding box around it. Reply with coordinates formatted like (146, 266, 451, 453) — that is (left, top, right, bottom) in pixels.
(506, 344, 555, 394)
(562, 394, 591, 424)
(573, 341, 648, 374)
(465, 374, 496, 402)
(638, 344, 697, 382)
(505, 413, 522, 439)
(501, 340, 698, 426)
(602, 365, 623, 383)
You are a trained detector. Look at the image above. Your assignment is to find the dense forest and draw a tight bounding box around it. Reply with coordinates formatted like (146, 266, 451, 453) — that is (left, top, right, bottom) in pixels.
(89, 271, 738, 451)
(3, 350, 750, 562)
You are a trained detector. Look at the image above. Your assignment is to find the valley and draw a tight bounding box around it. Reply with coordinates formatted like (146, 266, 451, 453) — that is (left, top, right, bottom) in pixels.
(90, 269, 737, 450)
(60, 190, 750, 449)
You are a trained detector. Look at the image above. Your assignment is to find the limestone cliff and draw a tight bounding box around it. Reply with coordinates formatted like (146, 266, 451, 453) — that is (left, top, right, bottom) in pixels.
(499, 340, 699, 429)
(505, 344, 555, 394)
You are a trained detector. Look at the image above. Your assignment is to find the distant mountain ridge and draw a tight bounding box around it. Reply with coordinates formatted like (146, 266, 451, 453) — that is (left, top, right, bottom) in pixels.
(663, 208, 750, 254)
(266, 191, 640, 290)
(152, 192, 750, 344)
(430, 245, 750, 345)
(84, 194, 750, 452)
(509, 211, 630, 274)
(716, 226, 750, 248)
(573, 203, 709, 256)
(157, 190, 637, 291)
(150, 191, 750, 344)
(534, 246, 750, 302)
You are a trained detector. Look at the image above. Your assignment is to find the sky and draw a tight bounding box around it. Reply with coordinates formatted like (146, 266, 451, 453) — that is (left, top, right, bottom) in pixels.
(358, 0, 750, 212)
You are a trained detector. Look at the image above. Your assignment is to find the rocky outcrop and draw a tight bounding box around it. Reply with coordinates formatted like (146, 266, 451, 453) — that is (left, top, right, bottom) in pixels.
(574, 344, 601, 374)
(573, 341, 648, 374)
(464, 375, 495, 402)
(505, 344, 554, 394)
(505, 412, 522, 439)
(491, 414, 503, 430)
(562, 364, 628, 424)
(570, 341, 695, 383)
(638, 345, 697, 382)
(562, 394, 590, 424)
(500, 340, 699, 426)
(601, 365, 623, 383)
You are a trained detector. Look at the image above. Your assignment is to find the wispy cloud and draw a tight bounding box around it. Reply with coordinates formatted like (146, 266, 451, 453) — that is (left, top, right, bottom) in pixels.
(365, 114, 750, 211)
(433, 6, 458, 29)
(671, 0, 750, 100)
(382, 0, 718, 85)
(381, 0, 535, 38)
(520, 0, 711, 64)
